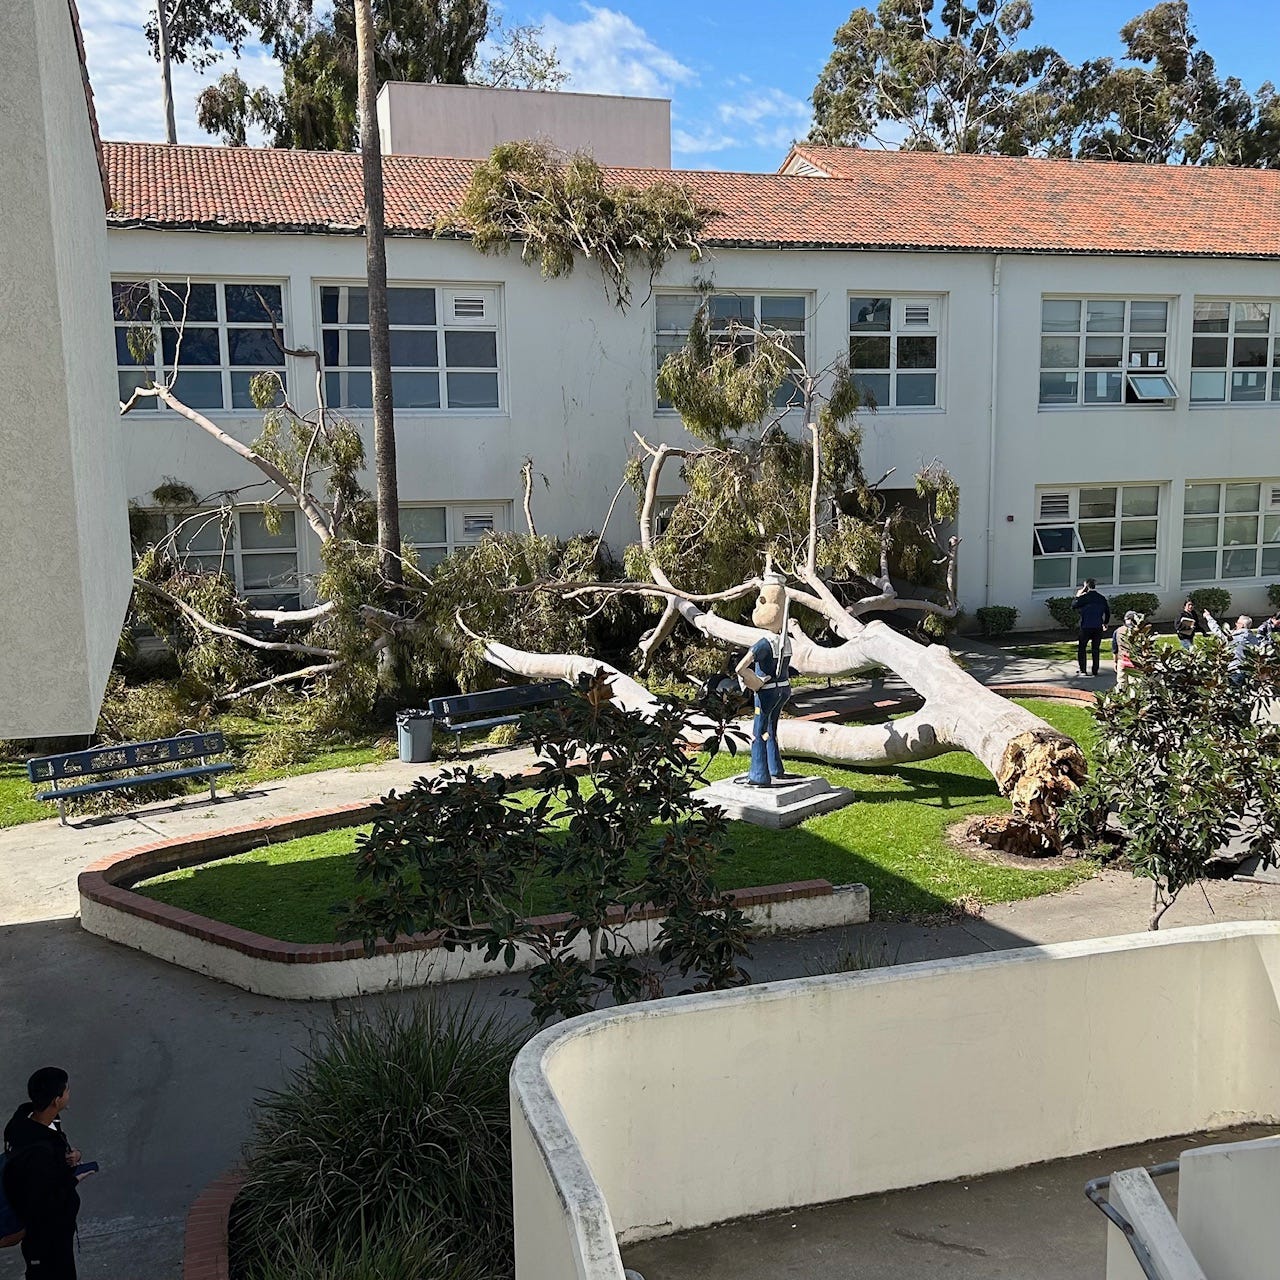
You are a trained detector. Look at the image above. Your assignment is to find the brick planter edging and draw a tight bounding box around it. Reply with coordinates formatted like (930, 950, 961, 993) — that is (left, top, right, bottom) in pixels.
(183, 1170, 243, 1280)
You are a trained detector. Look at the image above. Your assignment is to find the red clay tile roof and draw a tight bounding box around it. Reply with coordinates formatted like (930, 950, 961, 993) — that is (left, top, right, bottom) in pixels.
(68, 0, 110, 209)
(105, 139, 1280, 259)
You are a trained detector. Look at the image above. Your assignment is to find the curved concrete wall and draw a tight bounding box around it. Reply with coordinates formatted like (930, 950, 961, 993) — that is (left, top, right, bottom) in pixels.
(510, 922, 1280, 1280)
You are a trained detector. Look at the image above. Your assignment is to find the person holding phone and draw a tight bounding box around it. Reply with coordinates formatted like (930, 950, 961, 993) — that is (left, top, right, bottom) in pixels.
(1071, 578, 1111, 677)
(3, 1067, 93, 1279)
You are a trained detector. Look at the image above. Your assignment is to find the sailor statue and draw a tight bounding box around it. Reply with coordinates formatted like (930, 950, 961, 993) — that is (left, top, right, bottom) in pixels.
(734, 573, 798, 787)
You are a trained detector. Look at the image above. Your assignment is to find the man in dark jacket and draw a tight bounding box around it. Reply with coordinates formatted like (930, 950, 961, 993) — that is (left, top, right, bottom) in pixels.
(3, 1068, 82, 1278)
(1071, 578, 1111, 677)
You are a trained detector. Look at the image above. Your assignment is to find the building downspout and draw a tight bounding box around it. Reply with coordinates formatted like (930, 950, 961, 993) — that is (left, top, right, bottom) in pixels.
(984, 254, 1003, 607)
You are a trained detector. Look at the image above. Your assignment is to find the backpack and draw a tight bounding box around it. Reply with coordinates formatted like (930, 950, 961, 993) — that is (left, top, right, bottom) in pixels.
(0, 1149, 29, 1246)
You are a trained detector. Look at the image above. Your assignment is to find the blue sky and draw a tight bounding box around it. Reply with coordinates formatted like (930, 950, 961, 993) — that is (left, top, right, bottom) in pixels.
(79, 0, 1280, 172)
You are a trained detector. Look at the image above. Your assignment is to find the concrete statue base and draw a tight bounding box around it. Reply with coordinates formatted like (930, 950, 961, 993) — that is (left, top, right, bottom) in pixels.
(693, 773, 855, 830)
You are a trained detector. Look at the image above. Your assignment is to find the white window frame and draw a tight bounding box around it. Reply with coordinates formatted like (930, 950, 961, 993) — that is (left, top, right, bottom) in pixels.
(1032, 483, 1164, 592)
(133, 507, 301, 609)
(317, 281, 503, 414)
(847, 293, 944, 411)
(1189, 300, 1280, 406)
(654, 290, 811, 413)
(1179, 479, 1280, 584)
(399, 501, 512, 568)
(1039, 297, 1176, 409)
(113, 278, 288, 414)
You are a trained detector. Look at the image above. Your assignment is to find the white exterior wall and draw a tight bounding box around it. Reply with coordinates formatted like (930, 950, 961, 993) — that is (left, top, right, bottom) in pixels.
(1, 0, 130, 737)
(106, 227, 1280, 626)
(509, 922, 1280, 1280)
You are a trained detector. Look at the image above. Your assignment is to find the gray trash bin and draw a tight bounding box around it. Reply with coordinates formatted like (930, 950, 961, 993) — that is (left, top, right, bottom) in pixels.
(396, 709, 433, 763)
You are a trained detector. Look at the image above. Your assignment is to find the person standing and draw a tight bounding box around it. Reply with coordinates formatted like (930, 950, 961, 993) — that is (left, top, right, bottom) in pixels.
(1112, 611, 1142, 688)
(1072, 578, 1111, 677)
(1204, 611, 1259, 685)
(3, 1068, 85, 1279)
(1175, 599, 1200, 651)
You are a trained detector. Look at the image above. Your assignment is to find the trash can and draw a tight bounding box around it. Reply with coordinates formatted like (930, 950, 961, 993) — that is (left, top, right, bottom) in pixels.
(396, 709, 433, 764)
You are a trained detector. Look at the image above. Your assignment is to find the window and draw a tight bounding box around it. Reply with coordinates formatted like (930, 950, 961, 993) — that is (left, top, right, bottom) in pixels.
(1039, 298, 1175, 407)
(847, 295, 941, 408)
(1189, 301, 1280, 404)
(133, 508, 301, 609)
(400, 503, 510, 568)
(320, 285, 500, 411)
(1032, 484, 1162, 590)
(1180, 481, 1280, 582)
(114, 280, 287, 411)
(655, 292, 808, 410)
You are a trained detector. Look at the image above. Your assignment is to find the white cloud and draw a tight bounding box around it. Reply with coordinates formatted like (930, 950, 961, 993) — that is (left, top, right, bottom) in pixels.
(78, 0, 282, 144)
(538, 4, 695, 98)
(671, 84, 812, 160)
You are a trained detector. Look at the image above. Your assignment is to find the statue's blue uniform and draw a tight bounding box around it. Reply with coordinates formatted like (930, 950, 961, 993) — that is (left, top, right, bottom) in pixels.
(747, 635, 795, 785)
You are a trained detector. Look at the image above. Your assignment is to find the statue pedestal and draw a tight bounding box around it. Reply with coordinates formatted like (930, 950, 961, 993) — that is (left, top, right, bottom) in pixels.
(693, 774, 855, 830)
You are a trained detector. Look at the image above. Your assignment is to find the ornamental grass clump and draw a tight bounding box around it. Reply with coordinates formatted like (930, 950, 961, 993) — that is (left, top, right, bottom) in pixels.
(231, 1002, 523, 1280)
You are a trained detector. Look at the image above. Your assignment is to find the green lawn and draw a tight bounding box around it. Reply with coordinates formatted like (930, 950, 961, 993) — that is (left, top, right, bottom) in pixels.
(137, 699, 1096, 939)
(0, 712, 395, 830)
(1006, 634, 1190, 664)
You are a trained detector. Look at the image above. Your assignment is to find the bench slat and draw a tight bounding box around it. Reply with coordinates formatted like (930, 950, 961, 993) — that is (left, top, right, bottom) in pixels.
(27, 733, 227, 783)
(34, 761, 235, 802)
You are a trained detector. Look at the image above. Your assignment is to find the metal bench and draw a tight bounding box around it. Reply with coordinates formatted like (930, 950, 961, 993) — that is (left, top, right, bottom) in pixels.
(26, 731, 235, 825)
(427, 682, 569, 755)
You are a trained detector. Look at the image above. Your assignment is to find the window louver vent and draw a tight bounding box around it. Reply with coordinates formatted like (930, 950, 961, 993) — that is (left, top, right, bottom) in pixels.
(1038, 492, 1071, 520)
(452, 296, 486, 319)
(903, 304, 932, 325)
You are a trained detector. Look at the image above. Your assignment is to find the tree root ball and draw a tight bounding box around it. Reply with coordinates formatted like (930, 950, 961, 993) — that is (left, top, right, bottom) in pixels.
(968, 730, 1089, 858)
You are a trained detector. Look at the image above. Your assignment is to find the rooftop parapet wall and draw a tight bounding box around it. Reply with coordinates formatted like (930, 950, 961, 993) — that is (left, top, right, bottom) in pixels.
(510, 922, 1280, 1280)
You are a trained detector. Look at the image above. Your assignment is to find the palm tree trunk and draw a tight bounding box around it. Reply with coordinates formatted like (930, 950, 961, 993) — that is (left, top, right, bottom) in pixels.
(353, 0, 402, 588)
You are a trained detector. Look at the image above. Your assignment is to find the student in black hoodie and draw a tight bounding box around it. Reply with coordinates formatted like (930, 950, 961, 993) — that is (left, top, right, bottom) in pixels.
(1071, 578, 1112, 677)
(3, 1067, 84, 1278)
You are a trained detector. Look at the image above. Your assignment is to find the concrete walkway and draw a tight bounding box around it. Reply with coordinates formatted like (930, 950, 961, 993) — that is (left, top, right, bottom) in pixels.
(3, 643, 1274, 1279)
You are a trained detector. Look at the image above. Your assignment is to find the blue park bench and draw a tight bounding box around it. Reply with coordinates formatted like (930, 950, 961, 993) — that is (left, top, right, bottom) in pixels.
(27, 731, 235, 825)
(426, 681, 569, 756)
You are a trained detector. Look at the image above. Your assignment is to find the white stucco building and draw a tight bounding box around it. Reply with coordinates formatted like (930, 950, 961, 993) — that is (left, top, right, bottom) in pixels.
(102, 96, 1280, 630)
(1, 0, 131, 736)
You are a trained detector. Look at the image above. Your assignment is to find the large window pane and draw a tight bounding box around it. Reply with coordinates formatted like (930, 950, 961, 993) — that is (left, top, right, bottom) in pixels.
(1085, 300, 1125, 332)
(1034, 527, 1079, 554)
(1184, 484, 1222, 514)
(224, 284, 283, 324)
(118, 370, 154, 401)
(1121, 486, 1159, 517)
(241, 552, 298, 590)
(391, 372, 441, 408)
(1223, 514, 1259, 545)
(162, 327, 220, 365)
(112, 282, 153, 321)
(231, 372, 284, 409)
(849, 336, 890, 368)
(386, 288, 435, 326)
(1232, 336, 1269, 367)
(896, 336, 936, 369)
(710, 295, 755, 327)
(1119, 553, 1157, 584)
(1041, 299, 1080, 332)
(1041, 337, 1079, 368)
(1181, 517, 1219, 548)
(851, 373, 889, 407)
(1230, 371, 1268, 402)
(895, 373, 937, 406)
(1079, 488, 1118, 519)
(1076, 555, 1115, 584)
(445, 371, 499, 409)
(325, 370, 372, 407)
(1129, 300, 1169, 333)
(166, 283, 217, 323)
(1033, 558, 1073, 589)
(656, 294, 699, 331)
(1120, 519, 1158, 549)
(1084, 336, 1123, 367)
(324, 329, 371, 367)
(1226, 482, 1261, 512)
(240, 510, 296, 549)
(321, 286, 368, 326)
(400, 506, 447, 544)
(760, 295, 806, 330)
(444, 330, 498, 368)
(1234, 301, 1271, 333)
(1080, 521, 1116, 551)
(1181, 550, 1218, 581)
(1039, 372, 1078, 404)
(170, 370, 222, 407)
(1263, 547, 1280, 576)
(1193, 301, 1229, 332)
(1190, 371, 1227, 402)
(389, 330, 439, 367)
(227, 329, 283, 366)
(1192, 336, 1228, 367)
(115, 329, 149, 365)
(1083, 371, 1123, 403)
(1223, 547, 1259, 577)
(849, 297, 891, 331)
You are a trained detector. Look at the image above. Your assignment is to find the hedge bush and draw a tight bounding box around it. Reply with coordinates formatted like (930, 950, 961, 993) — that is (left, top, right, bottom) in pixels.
(231, 1002, 524, 1280)
(1045, 597, 1079, 630)
(1188, 587, 1231, 617)
(1109, 592, 1160, 619)
(976, 605, 1018, 637)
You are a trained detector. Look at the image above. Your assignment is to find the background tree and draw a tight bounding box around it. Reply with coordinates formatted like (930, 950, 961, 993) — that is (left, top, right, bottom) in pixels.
(195, 0, 564, 149)
(809, 0, 1070, 154)
(1062, 628, 1280, 928)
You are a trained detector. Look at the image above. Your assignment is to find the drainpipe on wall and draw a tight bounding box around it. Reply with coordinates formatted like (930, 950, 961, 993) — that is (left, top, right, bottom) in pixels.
(984, 254, 1003, 607)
